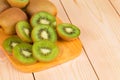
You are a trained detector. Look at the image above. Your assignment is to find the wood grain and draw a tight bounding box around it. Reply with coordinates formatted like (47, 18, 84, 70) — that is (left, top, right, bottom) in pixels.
(109, 0, 120, 15)
(0, 31, 34, 80)
(34, 0, 98, 80)
(60, 0, 120, 80)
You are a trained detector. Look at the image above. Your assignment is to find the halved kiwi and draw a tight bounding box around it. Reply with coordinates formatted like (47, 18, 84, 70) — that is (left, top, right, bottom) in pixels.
(57, 23, 80, 41)
(13, 43, 37, 65)
(31, 24, 57, 42)
(32, 40, 59, 62)
(16, 20, 32, 43)
(7, 0, 29, 8)
(2, 36, 23, 54)
(30, 11, 56, 28)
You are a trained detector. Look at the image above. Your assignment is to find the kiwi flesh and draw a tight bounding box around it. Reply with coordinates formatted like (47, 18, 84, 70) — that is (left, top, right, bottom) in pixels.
(57, 23, 80, 41)
(26, 0, 57, 16)
(30, 11, 56, 28)
(16, 20, 32, 43)
(2, 36, 23, 54)
(13, 43, 37, 64)
(31, 25, 57, 42)
(32, 40, 59, 62)
(7, 0, 29, 8)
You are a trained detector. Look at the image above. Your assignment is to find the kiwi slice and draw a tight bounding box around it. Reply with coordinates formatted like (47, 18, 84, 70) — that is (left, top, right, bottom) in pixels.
(57, 23, 80, 41)
(7, 0, 29, 8)
(30, 11, 56, 28)
(16, 20, 32, 43)
(2, 36, 23, 54)
(32, 40, 59, 62)
(13, 43, 37, 64)
(31, 25, 57, 42)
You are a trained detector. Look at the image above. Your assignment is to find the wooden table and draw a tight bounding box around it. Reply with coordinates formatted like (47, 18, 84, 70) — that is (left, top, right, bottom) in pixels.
(0, 0, 120, 80)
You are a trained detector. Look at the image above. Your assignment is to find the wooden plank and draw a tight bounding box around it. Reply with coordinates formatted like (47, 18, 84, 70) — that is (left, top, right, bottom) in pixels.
(60, 0, 120, 80)
(34, 0, 98, 80)
(0, 50, 34, 80)
(109, 0, 120, 15)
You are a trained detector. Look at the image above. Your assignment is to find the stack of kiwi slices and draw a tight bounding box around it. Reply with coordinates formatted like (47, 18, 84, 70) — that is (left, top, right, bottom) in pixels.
(1, 0, 81, 65)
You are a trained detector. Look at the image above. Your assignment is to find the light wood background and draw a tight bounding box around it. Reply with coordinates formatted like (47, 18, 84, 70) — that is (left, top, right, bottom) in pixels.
(0, 0, 120, 80)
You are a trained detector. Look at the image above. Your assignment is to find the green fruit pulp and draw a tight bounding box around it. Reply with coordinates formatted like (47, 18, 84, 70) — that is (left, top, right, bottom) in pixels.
(16, 21, 32, 42)
(31, 11, 56, 28)
(31, 25, 57, 42)
(2, 36, 23, 54)
(32, 40, 59, 62)
(13, 43, 37, 64)
(57, 23, 80, 38)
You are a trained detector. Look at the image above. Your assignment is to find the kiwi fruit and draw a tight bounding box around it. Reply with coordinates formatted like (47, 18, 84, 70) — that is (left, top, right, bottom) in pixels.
(2, 36, 23, 54)
(56, 23, 80, 41)
(31, 25, 57, 42)
(13, 43, 37, 64)
(0, 7, 27, 35)
(16, 20, 32, 43)
(7, 0, 29, 8)
(26, 0, 57, 16)
(32, 40, 59, 62)
(30, 11, 56, 28)
(0, 0, 10, 13)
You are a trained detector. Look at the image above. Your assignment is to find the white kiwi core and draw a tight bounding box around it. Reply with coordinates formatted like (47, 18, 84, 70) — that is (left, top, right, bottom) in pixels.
(65, 27, 73, 33)
(40, 19, 50, 25)
(22, 50, 32, 57)
(11, 42, 18, 47)
(24, 28, 30, 36)
(40, 31, 49, 39)
(40, 48, 51, 55)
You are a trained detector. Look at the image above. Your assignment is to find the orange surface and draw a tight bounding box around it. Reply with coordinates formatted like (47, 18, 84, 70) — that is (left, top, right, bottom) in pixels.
(0, 17, 82, 73)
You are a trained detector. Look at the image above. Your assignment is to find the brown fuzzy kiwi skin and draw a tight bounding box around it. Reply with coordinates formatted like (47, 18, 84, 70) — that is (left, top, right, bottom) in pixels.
(26, 0, 57, 16)
(7, 0, 29, 8)
(0, 0, 10, 13)
(0, 7, 27, 35)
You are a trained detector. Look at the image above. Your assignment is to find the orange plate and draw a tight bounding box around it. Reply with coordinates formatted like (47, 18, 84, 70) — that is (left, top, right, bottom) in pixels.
(0, 18, 82, 73)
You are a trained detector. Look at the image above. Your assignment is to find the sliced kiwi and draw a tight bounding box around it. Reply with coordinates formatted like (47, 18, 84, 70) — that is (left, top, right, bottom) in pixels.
(31, 25, 57, 42)
(57, 23, 80, 41)
(30, 11, 56, 28)
(7, 0, 29, 8)
(13, 43, 37, 64)
(32, 40, 59, 62)
(16, 20, 32, 43)
(2, 36, 23, 54)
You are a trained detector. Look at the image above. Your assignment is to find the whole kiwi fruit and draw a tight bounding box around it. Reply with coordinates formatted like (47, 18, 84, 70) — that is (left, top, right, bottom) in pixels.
(26, 0, 57, 16)
(0, 0, 10, 13)
(0, 7, 27, 35)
